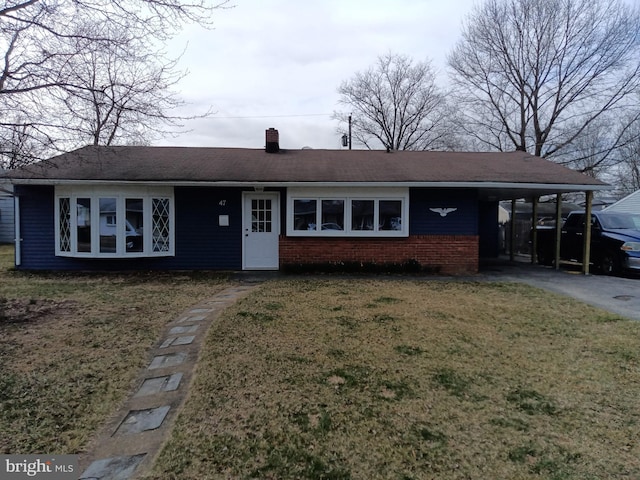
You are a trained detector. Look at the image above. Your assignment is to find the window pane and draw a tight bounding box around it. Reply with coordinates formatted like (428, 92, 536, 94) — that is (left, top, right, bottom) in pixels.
(77, 198, 91, 252)
(379, 200, 402, 231)
(351, 200, 374, 231)
(321, 200, 344, 230)
(251, 198, 272, 232)
(294, 199, 317, 231)
(126, 198, 143, 252)
(59, 198, 71, 252)
(152, 198, 171, 252)
(99, 197, 117, 253)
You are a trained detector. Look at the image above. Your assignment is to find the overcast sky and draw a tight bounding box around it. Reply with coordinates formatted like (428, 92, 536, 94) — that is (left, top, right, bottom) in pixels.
(158, 0, 478, 150)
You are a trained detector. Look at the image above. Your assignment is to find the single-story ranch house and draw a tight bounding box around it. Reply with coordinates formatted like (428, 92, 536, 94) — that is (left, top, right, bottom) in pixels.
(4, 129, 607, 274)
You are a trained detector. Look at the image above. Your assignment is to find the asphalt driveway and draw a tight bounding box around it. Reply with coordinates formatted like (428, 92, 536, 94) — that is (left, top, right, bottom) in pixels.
(479, 260, 640, 321)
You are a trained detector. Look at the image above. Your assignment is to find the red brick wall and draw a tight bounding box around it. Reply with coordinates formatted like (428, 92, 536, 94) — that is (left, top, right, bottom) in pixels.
(279, 235, 479, 275)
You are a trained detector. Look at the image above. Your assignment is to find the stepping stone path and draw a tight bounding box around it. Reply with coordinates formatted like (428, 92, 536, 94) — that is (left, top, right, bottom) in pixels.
(78, 284, 258, 480)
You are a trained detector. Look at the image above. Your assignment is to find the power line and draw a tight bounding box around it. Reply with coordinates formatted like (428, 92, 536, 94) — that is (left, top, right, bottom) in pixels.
(207, 113, 333, 119)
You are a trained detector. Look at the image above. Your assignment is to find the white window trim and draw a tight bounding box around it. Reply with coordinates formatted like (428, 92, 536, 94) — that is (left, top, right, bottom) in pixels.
(55, 186, 175, 258)
(286, 187, 409, 237)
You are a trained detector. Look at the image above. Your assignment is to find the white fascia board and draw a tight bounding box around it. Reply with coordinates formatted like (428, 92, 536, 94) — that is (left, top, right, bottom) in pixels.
(272, 181, 611, 191)
(10, 179, 177, 186)
(9, 179, 611, 192)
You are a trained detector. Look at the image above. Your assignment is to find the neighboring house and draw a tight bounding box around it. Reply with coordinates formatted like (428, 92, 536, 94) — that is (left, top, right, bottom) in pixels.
(5, 129, 608, 274)
(603, 190, 640, 215)
(0, 175, 15, 244)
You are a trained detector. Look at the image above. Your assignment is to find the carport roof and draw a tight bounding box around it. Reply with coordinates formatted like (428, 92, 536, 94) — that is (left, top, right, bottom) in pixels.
(6, 145, 608, 200)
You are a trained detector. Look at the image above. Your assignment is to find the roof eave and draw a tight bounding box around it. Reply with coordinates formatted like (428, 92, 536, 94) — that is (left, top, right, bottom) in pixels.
(8, 178, 609, 191)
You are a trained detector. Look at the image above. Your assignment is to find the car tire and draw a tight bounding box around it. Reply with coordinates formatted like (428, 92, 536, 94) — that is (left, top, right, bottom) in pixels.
(537, 249, 553, 266)
(598, 250, 620, 276)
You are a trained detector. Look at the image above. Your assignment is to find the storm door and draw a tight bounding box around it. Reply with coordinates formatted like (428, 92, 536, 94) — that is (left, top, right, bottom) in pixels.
(242, 192, 280, 269)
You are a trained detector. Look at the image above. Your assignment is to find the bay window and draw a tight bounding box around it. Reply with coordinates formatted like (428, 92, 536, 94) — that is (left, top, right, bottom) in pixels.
(288, 188, 408, 237)
(55, 186, 174, 257)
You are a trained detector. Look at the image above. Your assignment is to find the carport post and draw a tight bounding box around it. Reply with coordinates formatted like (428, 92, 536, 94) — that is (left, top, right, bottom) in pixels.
(531, 196, 538, 265)
(554, 193, 562, 270)
(510, 198, 516, 262)
(582, 190, 593, 275)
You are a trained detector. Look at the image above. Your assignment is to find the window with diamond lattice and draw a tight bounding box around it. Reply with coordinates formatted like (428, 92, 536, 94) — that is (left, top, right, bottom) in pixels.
(251, 199, 272, 232)
(59, 198, 71, 252)
(152, 198, 171, 252)
(55, 187, 173, 257)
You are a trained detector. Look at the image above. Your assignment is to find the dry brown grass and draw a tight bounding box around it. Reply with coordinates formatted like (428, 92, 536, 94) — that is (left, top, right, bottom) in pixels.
(0, 245, 232, 454)
(148, 278, 640, 480)
(2, 241, 640, 479)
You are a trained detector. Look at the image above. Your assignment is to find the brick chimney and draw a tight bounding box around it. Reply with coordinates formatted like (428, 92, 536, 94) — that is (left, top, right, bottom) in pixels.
(265, 128, 279, 153)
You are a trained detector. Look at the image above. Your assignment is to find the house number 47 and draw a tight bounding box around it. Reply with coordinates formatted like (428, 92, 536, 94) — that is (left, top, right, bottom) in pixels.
(218, 200, 227, 206)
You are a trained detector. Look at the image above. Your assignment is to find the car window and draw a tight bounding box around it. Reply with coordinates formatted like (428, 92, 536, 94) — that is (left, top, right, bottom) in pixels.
(563, 214, 584, 229)
(599, 214, 637, 229)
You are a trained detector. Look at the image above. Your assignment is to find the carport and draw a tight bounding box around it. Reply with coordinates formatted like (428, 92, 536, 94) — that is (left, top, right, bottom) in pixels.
(496, 187, 609, 274)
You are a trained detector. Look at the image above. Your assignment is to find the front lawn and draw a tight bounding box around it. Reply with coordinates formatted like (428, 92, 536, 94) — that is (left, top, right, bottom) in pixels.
(148, 279, 640, 480)
(0, 245, 232, 454)
(2, 243, 639, 479)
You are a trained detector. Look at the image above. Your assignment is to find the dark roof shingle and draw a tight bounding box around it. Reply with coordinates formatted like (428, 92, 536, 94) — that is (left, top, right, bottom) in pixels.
(7, 145, 606, 189)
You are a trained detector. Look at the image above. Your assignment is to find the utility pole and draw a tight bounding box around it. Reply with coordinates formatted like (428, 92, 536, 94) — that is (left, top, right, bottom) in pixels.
(341, 114, 353, 149)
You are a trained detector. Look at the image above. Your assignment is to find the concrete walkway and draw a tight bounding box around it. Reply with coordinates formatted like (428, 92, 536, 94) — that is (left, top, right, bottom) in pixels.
(78, 284, 258, 480)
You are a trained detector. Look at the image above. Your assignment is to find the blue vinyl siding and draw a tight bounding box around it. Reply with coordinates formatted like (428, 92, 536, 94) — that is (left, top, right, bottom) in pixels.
(409, 189, 478, 235)
(171, 187, 243, 269)
(17, 185, 58, 269)
(479, 201, 500, 257)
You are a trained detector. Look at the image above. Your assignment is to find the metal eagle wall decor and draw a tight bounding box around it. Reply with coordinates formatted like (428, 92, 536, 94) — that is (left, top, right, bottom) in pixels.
(429, 207, 458, 217)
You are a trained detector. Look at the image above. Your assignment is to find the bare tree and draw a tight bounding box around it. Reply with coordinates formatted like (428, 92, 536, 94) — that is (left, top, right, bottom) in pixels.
(0, 0, 227, 166)
(448, 0, 640, 159)
(51, 24, 204, 147)
(611, 114, 640, 195)
(549, 108, 640, 177)
(0, 121, 52, 169)
(335, 53, 454, 151)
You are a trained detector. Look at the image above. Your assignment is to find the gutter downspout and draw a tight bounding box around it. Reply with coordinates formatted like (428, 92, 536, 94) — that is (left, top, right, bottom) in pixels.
(554, 193, 562, 270)
(510, 199, 516, 262)
(14, 195, 21, 266)
(582, 190, 593, 275)
(531, 196, 538, 265)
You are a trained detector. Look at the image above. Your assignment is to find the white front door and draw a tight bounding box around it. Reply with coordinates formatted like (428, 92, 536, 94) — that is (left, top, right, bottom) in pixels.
(243, 192, 280, 270)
